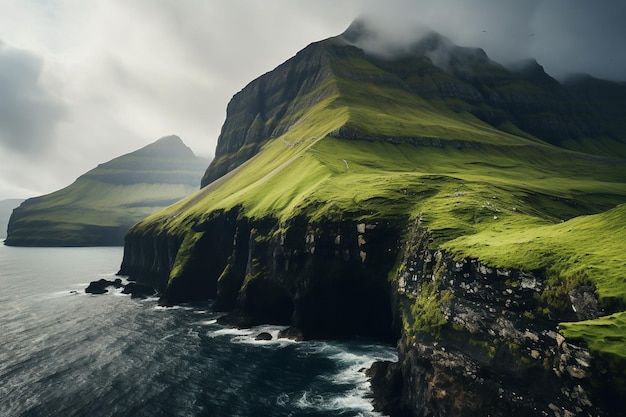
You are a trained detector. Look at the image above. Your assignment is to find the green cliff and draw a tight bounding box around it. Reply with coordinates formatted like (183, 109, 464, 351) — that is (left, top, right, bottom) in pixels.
(5, 136, 208, 246)
(0, 199, 24, 239)
(120, 24, 626, 416)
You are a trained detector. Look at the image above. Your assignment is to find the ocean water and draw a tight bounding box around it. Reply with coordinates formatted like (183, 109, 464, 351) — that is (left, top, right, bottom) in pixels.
(0, 245, 396, 417)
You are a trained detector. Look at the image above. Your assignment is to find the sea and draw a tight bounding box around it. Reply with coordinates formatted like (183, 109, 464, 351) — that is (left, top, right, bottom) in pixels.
(0, 245, 397, 417)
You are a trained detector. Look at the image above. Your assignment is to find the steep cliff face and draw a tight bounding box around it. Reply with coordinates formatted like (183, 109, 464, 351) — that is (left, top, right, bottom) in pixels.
(121, 207, 402, 340)
(369, 222, 621, 416)
(563, 75, 626, 156)
(120, 24, 626, 417)
(200, 41, 341, 186)
(366, 37, 604, 152)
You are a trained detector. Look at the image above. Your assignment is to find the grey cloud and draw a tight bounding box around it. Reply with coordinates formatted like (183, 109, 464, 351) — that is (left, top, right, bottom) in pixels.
(352, 0, 540, 57)
(91, 0, 356, 158)
(529, 1, 626, 81)
(0, 41, 66, 154)
(352, 0, 626, 81)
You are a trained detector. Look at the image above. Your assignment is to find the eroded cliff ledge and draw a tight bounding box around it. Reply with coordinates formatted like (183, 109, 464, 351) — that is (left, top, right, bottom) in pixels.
(120, 210, 625, 415)
(121, 207, 402, 341)
(369, 220, 624, 417)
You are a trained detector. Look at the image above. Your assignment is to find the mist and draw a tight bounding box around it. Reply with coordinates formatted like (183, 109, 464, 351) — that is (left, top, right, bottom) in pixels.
(354, 0, 626, 81)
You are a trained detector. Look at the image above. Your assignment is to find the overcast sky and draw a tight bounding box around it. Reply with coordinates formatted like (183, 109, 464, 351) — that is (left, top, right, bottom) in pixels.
(1, 0, 625, 201)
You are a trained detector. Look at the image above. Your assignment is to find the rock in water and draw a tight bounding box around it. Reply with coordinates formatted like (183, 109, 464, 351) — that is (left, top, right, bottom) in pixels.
(85, 278, 122, 294)
(121, 282, 156, 299)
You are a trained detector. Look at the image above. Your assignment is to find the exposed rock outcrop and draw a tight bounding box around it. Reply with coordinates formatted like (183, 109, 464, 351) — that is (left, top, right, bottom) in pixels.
(200, 42, 342, 186)
(85, 278, 156, 298)
(85, 278, 155, 298)
(85, 278, 123, 294)
(121, 210, 624, 415)
(368, 221, 620, 416)
(121, 208, 402, 341)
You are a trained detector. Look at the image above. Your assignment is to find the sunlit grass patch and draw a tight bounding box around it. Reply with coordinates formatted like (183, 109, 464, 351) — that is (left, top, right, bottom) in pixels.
(560, 311, 626, 358)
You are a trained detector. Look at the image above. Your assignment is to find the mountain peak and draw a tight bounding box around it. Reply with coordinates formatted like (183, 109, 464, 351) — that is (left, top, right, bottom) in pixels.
(341, 19, 449, 50)
(136, 135, 195, 159)
(200, 21, 626, 190)
(339, 19, 377, 44)
(5, 135, 208, 246)
(155, 134, 184, 145)
(340, 19, 492, 73)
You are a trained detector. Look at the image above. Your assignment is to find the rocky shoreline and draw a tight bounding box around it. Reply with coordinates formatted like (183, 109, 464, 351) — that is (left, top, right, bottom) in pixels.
(118, 210, 625, 416)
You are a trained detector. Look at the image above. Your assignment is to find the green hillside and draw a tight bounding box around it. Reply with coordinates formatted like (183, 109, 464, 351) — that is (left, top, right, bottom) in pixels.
(122, 26, 626, 415)
(5, 136, 208, 246)
(131, 37, 626, 355)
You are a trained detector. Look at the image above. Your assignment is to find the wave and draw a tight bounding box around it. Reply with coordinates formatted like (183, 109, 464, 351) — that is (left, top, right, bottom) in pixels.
(208, 324, 296, 348)
(2, 246, 399, 417)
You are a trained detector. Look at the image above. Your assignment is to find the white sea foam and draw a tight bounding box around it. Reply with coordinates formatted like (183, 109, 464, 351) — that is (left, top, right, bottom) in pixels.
(197, 319, 218, 326)
(152, 304, 186, 311)
(294, 388, 378, 415)
(209, 327, 252, 338)
(299, 341, 334, 356)
(326, 390, 376, 413)
(110, 287, 127, 296)
(317, 344, 398, 416)
(295, 390, 325, 409)
(276, 393, 289, 406)
(138, 295, 160, 303)
(207, 324, 298, 348)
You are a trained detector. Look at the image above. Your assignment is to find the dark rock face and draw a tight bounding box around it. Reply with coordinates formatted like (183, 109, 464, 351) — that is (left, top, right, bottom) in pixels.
(372, 53, 602, 150)
(121, 282, 156, 299)
(200, 42, 341, 187)
(121, 208, 402, 341)
(85, 278, 123, 294)
(121, 211, 622, 415)
(564, 75, 626, 143)
(367, 222, 620, 417)
(255, 332, 273, 341)
(118, 232, 183, 292)
(569, 285, 601, 320)
(85, 278, 155, 298)
(367, 360, 409, 417)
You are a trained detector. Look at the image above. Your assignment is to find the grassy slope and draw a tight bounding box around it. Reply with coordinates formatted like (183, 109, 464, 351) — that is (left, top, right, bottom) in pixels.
(8, 138, 206, 245)
(18, 179, 197, 226)
(134, 45, 626, 357)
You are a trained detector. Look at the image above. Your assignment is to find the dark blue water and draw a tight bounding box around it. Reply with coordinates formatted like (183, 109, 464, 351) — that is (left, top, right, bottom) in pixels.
(0, 246, 396, 416)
